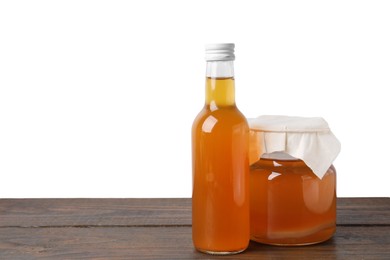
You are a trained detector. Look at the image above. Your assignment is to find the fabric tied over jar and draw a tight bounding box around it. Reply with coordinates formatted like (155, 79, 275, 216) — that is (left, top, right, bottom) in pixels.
(248, 115, 341, 179)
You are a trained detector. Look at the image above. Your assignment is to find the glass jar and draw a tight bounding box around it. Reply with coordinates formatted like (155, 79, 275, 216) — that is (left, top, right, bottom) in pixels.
(250, 154, 336, 246)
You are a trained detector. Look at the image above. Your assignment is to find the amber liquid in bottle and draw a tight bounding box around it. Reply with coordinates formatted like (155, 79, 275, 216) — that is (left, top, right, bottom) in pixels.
(250, 158, 336, 245)
(192, 66, 250, 254)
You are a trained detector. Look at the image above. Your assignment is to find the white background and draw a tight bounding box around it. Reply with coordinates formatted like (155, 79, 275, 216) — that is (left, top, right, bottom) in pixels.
(1, 1, 389, 198)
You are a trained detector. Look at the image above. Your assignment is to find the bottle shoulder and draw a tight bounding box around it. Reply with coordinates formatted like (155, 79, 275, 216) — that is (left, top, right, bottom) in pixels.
(192, 106, 248, 134)
(193, 106, 247, 124)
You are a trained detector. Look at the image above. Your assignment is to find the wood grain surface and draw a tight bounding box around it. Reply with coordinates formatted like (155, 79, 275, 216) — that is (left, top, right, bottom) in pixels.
(0, 198, 389, 259)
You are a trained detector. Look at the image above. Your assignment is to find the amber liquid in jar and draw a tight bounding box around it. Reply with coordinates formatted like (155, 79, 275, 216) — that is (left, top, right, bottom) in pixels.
(250, 158, 336, 246)
(192, 77, 249, 254)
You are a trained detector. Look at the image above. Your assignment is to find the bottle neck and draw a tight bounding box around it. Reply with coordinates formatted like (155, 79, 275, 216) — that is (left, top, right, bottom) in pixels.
(205, 61, 236, 108)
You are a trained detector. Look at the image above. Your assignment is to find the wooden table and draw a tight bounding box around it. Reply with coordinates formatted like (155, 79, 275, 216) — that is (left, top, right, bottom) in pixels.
(0, 198, 389, 259)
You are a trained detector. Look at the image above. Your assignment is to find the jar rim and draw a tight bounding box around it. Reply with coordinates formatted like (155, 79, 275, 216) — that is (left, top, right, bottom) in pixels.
(261, 152, 299, 161)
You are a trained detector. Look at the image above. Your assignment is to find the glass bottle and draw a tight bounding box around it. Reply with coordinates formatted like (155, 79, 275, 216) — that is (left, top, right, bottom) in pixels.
(250, 154, 337, 245)
(192, 43, 250, 255)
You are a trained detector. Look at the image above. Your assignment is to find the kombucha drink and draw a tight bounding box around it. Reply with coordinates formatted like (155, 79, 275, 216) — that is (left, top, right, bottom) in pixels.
(250, 158, 336, 245)
(192, 44, 249, 254)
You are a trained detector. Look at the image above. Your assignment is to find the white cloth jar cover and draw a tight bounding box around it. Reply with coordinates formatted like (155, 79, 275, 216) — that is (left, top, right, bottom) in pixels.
(248, 115, 341, 179)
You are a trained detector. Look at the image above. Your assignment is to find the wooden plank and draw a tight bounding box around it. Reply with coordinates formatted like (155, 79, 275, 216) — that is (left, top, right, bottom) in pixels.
(0, 226, 389, 259)
(0, 198, 389, 227)
(337, 197, 390, 225)
(0, 198, 191, 227)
